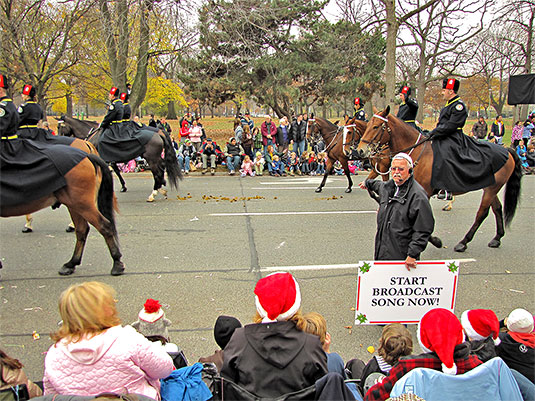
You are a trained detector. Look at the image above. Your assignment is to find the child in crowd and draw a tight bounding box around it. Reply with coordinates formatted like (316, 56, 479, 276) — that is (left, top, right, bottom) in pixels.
(460, 309, 501, 363)
(496, 308, 535, 383)
(517, 143, 529, 169)
(316, 152, 326, 175)
(300, 150, 310, 175)
(348, 160, 358, 175)
(308, 151, 317, 175)
(240, 155, 255, 177)
(254, 151, 265, 176)
(253, 127, 263, 156)
(288, 151, 300, 176)
(333, 160, 344, 175)
(198, 315, 242, 372)
(0, 349, 42, 398)
(271, 154, 283, 176)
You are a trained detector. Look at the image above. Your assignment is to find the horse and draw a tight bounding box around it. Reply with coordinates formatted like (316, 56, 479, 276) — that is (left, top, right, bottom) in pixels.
(1, 153, 125, 276)
(306, 116, 391, 193)
(356, 106, 523, 252)
(57, 115, 181, 202)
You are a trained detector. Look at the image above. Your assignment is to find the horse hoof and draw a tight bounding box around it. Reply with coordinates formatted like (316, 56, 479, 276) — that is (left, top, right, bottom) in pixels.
(454, 243, 467, 252)
(66, 226, 75, 233)
(22, 227, 33, 233)
(345, 188, 352, 193)
(488, 239, 501, 248)
(146, 196, 155, 202)
(120, 187, 127, 192)
(429, 236, 443, 248)
(58, 265, 75, 276)
(315, 187, 322, 193)
(111, 262, 125, 276)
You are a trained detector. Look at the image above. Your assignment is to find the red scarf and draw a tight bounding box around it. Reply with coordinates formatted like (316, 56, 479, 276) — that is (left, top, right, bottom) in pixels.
(509, 332, 535, 348)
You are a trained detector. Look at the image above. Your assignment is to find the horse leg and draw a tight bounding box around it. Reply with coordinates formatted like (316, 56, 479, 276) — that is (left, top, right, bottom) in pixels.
(147, 158, 166, 202)
(58, 211, 90, 275)
(453, 190, 495, 252)
(22, 214, 33, 233)
(340, 158, 353, 193)
(111, 163, 127, 192)
(488, 196, 505, 248)
(316, 159, 333, 193)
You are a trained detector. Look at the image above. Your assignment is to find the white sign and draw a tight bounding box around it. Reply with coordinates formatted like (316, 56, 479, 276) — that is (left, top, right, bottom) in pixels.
(354, 260, 460, 325)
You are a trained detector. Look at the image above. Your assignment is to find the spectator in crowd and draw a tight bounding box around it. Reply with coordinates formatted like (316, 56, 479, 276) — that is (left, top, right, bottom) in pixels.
(225, 137, 243, 176)
(252, 126, 263, 156)
(517, 143, 529, 169)
(233, 118, 244, 145)
(490, 115, 505, 145)
(43, 282, 174, 398)
(526, 145, 535, 167)
(308, 151, 318, 176)
(496, 308, 535, 383)
(220, 272, 328, 398)
(1, 349, 42, 398)
(195, 116, 206, 142)
(240, 111, 254, 131)
(264, 144, 278, 175)
(198, 315, 242, 372)
(511, 120, 523, 148)
(177, 138, 196, 175)
(365, 308, 482, 401)
(460, 309, 501, 363)
(471, 116, 488, 140)
(42, 121, 56, 136)
(360, 153, 434, 271)
(159, 117, 171, 134)
(200, 138, 220, 175)
(300, 150, 311, 175)
(189, 118, 203, 152)
(253, 151, 265, 176)
(313, 138, 325, 155)
(276, 116, 291, 162)
(241, 124, 254, 159)
(523, 119, 534, 147)
(291, 114, 307, 157)
(240, 155, 255, 177)
(288, 151, 300, 176)
(271, 154, 284, 176)
(171, 137, 179, 151)
(261, 115, 277, 148)
(148, 114, 157, 128)
(179, 119, 190, 144)
(333, 160, 344, 175)
(179, 112, 193, 128)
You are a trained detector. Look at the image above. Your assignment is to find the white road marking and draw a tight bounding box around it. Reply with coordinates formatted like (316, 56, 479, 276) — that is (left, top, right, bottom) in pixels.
(210, 210, 377, 216)
(260, 259, 477, 272)
(251, 186, 348, 190)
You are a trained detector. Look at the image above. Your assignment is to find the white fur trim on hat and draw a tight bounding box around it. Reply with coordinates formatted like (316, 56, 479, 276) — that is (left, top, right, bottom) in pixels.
(138, 308, 164, 323)
(441, 362, 457, 375)
(255, 272, 301, 323)
(461, 310, 484, 341)
(393, 152, 413, 168)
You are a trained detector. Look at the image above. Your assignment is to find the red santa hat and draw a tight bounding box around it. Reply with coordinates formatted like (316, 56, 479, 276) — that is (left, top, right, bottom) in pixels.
(254, 272, 301, 323)
(417, 308, 465, 375)
(461, 309, 501, 345)
(138, 298, 164, 323)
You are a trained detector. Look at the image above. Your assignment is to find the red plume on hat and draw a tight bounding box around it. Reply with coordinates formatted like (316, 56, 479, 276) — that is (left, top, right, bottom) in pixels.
(461, 309, 501, 345)
(22, 85, 32, 96)
(254, 272, 301, 323)
(418, 308, 465, 375)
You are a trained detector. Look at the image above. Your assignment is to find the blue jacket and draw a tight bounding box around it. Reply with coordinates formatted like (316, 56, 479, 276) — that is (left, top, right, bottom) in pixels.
(160, 363, 212, 401)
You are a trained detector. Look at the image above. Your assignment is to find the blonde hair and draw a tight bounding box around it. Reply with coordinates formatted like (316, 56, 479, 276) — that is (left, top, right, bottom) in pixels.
(377, 323, 413, 365)
(302, 312, 327, 345)
(253, 310, 307, 331)
(52, 281, 121, 343)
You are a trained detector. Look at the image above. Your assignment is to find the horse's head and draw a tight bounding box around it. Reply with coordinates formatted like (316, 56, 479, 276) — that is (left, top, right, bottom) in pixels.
(356, 106, 391, 159)
(306, 116, 321, 143)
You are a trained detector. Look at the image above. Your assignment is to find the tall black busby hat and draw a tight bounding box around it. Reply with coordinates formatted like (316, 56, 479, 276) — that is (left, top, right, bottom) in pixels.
(109, 86, 120, 97)
(399, 85, 411, 97)
(442, 78, 460, 92)
(22, 84, 36, 98)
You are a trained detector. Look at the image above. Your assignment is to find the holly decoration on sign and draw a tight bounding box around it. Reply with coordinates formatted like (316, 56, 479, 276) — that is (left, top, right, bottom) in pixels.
(356, 313, 368, 324)
(359, 262, 371, 274)
(448, 261, 458, 273)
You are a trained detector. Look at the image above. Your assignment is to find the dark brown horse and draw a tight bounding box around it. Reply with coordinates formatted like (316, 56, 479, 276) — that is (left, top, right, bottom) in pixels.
(57, 115, 181, 202)
(1, 153, 124, 276)
(306, 116, 391, 193)
(356, 106, 523, 252)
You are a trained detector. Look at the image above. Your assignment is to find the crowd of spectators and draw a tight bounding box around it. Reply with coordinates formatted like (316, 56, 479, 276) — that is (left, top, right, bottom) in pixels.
(1, 275, 533, 401)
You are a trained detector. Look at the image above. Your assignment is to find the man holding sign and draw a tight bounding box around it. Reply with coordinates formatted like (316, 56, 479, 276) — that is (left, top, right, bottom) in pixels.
(361, 153, 434, 270)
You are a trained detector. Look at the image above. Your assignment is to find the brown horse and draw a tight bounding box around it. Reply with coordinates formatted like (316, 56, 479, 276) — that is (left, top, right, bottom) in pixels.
(356, 106, 523, 252)
(1, 153, 124, 276)
(57, 115, 181, 202)
(306, 116, 390, 193)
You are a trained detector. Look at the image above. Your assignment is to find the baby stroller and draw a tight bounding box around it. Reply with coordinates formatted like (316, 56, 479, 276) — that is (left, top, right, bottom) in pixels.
(135, 157, 150, 172)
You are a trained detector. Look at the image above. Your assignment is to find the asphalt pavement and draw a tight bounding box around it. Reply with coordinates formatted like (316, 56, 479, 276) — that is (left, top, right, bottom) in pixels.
(1, 171, 534, 381)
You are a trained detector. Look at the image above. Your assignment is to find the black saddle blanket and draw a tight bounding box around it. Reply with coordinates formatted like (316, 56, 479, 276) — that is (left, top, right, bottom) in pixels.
(18, 127, 76, 146)
(97, 123, 155, 163)
(431, 133, 510, 192)
(0, 138, 87, 208)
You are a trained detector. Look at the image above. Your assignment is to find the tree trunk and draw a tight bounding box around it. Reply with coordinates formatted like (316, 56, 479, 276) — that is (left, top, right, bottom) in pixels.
(167, 101, 177, 119)
(129, 0, 152, 112)
(383, 0, 399, 109)
(66, 92, 73, 117)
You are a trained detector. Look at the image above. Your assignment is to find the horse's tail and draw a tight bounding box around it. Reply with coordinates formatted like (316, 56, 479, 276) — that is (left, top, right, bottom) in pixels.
(504, 147, 523, 227)
(87, 153, 118, 230)
(160, 129, 182, 189)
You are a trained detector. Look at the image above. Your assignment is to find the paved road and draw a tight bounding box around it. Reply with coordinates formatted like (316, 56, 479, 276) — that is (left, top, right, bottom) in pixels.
(1, 172, 534, 380)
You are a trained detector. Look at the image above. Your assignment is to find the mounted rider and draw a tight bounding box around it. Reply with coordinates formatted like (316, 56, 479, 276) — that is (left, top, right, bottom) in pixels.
(97, 86, 124, 162)
(0, 75, 19, 139)
(17, 85, 45, 141)
(396, 85, 418, 130)
(353, 97, 367, 121)
(120, 92, 131, 122)
(429, 78, 509, 201)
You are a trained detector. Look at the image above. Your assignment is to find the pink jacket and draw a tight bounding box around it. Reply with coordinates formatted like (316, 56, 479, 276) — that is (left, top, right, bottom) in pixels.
(43, 325, 174, 399)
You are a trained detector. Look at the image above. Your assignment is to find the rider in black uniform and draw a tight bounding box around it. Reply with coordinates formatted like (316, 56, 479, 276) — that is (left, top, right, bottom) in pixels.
(353, 97, 367, 121)
(396, 85, 419, 130)
(17, 85, 45, 141)
(0, 75, 19, 139)
(120, 92, 131, 122)
(97, 86, 124, 162)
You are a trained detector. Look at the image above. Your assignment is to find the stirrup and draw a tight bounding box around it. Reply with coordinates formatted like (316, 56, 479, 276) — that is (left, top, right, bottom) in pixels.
(437, 190, 453, 201)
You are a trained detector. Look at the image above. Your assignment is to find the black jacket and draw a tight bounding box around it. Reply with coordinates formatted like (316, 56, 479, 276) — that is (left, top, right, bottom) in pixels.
(397, 98, 418, 123)
(0, 97, 19, 137)
(496, 332, 535, 382)
(365, 175, 434, 260)
(354, 107, 366, 121)
(291, 120, 307, 142)
(17, 101, 45, 140)
(429, 96, 467, 139)
(122, 103, 131, 121)
(220, 321, 328, 398)
(101, 98, 124, 129)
